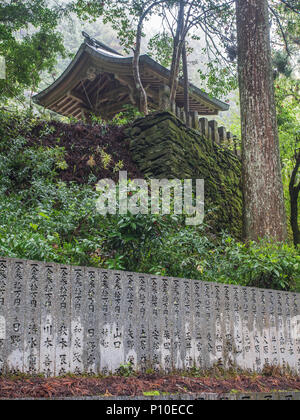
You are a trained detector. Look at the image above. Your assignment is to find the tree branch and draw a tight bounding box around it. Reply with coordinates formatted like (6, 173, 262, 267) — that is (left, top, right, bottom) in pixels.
(279, 0, 300, 15)
(269, 6, 291, 55)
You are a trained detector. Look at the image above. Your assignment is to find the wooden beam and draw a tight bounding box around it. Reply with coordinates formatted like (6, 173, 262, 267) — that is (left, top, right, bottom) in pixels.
(59, 99, 78, 113)
(99, 99, 132, 118)
(67, 90, 88, 105)
(51, 96, 71, 110)
(115, 74, 137, 106)
(61, 101, 82, 115)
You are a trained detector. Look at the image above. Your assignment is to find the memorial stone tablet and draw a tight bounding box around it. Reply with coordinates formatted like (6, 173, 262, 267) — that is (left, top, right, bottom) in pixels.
(192, 280, 204, 369)
(83, 267, 100, 374)
(24, 261, 42, 374)
(0, 259, 8, 374)
(136, 275, 150, 372)
(149, 276, 161, 372)
(181, 279, 194, 370)
(171, 278, 183, 370)
(123, 273, 138, 368)
(7, 260, 26, 372)
(0, 257, 299, 376)
(70, 266, 85, 374)
(99, 270, 112, 374)
(55, 265, 71, 376)
(160, 277, 172, 373)
(40, 263, 56, 377)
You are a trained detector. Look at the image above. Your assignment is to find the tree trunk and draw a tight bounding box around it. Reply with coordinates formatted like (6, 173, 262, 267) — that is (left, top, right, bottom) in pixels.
(133, 19, 148, 115)
(169, 1, 185, 106)
(182, 41, 190, 127)
(289, 152, 300, 248)
(236, 0, 287, 242)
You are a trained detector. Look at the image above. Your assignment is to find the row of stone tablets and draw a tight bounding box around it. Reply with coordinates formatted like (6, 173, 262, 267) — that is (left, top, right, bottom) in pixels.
(0, 257, 299, 376)
(3, 393, 300, 401)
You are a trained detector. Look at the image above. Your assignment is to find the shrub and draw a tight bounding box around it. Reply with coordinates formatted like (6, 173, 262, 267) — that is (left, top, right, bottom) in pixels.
(0, 109, 299, 292)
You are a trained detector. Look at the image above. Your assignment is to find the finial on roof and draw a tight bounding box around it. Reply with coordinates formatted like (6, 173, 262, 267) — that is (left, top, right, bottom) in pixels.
(82, 31, 123, 57)
(82, 31, 95, 46)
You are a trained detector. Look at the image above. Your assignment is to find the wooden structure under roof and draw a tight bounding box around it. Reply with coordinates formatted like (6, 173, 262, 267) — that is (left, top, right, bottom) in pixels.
(33, 33, 229, 121)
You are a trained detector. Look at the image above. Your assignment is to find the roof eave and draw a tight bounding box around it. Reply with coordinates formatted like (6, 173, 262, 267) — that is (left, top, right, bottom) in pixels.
(139, 55, 229, 112)
(33, 43, 230, 114)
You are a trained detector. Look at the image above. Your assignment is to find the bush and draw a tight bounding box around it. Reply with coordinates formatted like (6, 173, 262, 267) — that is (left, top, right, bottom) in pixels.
(131, 228, 300, 291)
(0, 109, 299, 292)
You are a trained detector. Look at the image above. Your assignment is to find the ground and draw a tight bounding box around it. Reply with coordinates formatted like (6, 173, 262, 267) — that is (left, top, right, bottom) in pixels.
(0, 372, 300, 399)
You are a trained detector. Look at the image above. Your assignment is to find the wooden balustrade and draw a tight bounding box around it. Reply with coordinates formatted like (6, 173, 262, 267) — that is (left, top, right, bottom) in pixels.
(173, 108, 241, 159)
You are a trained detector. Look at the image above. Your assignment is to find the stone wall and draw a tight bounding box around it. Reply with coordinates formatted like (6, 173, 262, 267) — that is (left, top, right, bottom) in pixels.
(125, 112, 243, 238)
(0, 257, 299, 376)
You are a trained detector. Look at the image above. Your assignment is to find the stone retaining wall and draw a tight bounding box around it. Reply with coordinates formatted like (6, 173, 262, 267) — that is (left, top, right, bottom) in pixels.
(126, 112, 243, 238)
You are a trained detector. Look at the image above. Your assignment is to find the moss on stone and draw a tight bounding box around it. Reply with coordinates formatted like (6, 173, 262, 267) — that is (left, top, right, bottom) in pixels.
(126, 111, 243, 238)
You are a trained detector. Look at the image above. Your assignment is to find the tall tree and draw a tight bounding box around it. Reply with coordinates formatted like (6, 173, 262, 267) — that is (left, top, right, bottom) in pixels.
(168, 0, 186, 106)
(157, 0, 238, 110)
(236, 0, 287, 242)
(132, 1, 169, 115)
(289, 149, 300, 248)
(182, 41, 190, 126)
(0, 0, 66, 101)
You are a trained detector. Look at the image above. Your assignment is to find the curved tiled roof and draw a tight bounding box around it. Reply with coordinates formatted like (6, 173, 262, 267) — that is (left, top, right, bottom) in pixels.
(33, 39, 229, 119)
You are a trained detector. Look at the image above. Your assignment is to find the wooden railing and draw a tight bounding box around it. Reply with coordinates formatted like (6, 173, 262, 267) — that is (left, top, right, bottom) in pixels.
(173, 108, 241, 159)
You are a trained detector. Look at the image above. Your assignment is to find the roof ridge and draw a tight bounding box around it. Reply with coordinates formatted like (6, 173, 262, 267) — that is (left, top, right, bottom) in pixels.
(82, 31, 123, 57)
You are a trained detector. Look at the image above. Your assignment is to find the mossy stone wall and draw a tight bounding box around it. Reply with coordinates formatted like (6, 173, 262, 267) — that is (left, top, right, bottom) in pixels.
(125, 112, 243, 238)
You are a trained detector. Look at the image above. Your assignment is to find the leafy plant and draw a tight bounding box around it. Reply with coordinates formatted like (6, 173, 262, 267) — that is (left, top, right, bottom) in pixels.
(0, 109, 299, 292)
(0, 0, 66, 100)
(117, 362, 135, 377)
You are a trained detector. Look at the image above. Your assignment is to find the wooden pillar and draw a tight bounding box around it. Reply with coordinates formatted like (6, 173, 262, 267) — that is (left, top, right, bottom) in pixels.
(209, 120, 220, 144)
(227, 132, 234, 144)
(80, 107, 92, 123)
(191, 111, 199, 130)
(159, 85, 171, 111)
(180, 108, 186, 123)
(199, 117, 209, 138)
(171, 101, 176, 114)
(233, 135, 242, 158)
(218, 126, 227, 144)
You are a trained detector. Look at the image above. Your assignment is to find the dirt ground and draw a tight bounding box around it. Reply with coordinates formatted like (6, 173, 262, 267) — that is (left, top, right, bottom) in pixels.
(0, 373, 300, 399)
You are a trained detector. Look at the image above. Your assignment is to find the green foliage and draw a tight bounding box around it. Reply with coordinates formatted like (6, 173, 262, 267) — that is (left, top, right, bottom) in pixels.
(111, 105, 143, 126)
(148, 32, 174, 68)
(273, 51, 293, 79)
(0, 113, 67, 195)
(275, 71, 300, 242)
(0, 109, 299, 292)
(0, 0, 66, 100)
(132, 227, 300, 291)
(71, 0, 151, 52)
(91, 105, 142, 127)
(143, 391, 161, 396)
(117, 362, 135, 377)
(70, 0, 105, 21)
(198, 58, 238, 100)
